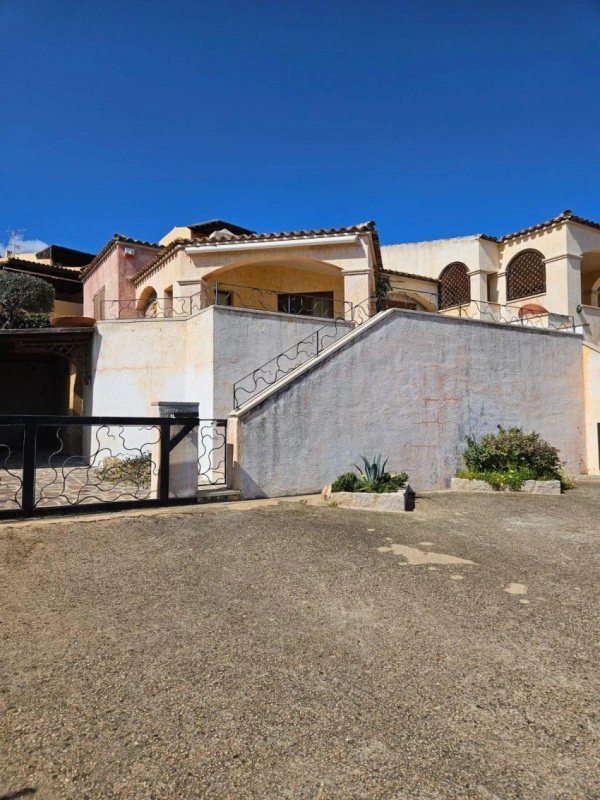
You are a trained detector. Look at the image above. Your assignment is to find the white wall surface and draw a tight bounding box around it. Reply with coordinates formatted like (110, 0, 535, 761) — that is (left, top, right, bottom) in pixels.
(232, 309, 586, 497)
(88, 306, 352, 420)
(583, 343, 600, 474)
(381, 236, 493, 280)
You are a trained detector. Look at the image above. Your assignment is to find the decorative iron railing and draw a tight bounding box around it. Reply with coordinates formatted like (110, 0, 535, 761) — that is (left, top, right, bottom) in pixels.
(100, 282, 355, 321)
(0, 415, 228, 519)
(232, 296, 374, 409)
(444, 299, 576, 332)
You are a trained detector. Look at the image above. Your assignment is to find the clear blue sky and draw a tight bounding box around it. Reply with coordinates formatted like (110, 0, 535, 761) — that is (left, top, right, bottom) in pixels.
(1, 0, 599, 254)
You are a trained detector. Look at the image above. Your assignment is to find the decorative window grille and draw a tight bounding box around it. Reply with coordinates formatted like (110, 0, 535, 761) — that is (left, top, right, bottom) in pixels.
(506, 250, 546, 301)
(93, 286, 105, 321)
(438, 262, 470, 310)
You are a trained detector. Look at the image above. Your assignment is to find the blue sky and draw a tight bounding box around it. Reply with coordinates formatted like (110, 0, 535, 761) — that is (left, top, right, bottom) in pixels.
(1, 0, 599, 254)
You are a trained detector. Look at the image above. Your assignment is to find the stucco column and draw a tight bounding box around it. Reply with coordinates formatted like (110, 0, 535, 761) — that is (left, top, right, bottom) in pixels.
(543, 254, 582, 317)
(343, 270, 373, 321)
(176, 279, 209, 314)
(468, 269, 489, 317)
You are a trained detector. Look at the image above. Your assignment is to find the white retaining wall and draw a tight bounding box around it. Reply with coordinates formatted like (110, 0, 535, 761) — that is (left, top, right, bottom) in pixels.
(87, 306, 352, 419)
(231, 309, 586, 497)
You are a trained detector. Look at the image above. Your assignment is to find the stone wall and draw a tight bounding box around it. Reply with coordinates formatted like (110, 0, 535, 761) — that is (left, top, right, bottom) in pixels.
(231, 309, 586, 497)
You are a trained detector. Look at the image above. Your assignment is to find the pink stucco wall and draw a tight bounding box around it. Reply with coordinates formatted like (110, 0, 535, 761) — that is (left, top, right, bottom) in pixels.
(83, 244, 159, 319)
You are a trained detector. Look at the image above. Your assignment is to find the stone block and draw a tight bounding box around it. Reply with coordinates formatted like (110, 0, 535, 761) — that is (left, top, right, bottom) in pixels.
(330, 488, 411, 511)
(450, 477, 561, 495)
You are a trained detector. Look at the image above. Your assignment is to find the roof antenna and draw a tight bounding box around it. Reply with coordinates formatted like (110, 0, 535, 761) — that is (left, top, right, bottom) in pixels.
(6, 228, 26, 257)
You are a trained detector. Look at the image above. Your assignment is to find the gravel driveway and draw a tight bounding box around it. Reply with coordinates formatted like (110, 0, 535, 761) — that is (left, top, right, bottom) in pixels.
(1, 485, 599, 799)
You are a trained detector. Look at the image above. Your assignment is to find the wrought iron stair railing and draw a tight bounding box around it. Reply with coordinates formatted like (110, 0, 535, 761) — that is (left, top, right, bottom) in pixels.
(232, 297, 374, 409)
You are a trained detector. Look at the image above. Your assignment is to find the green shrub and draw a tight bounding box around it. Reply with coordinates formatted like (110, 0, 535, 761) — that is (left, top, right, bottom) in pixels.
(0, 309, 50, 329)
(97, 453, 152, 487)
(459, 427, 575, 491)
(332, 471, 360, 492)
(0, 272, 54, 329)
(332, 456, 409, 494)
(456, 468, 536, 491)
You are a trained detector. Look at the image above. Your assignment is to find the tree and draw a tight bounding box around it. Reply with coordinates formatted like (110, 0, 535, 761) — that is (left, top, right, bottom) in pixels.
(0, 271, 55, 329)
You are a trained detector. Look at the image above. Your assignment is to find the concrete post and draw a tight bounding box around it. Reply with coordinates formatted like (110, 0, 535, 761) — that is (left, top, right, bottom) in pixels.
(543, 254, 582, 317)
(150, 401, 199, 499)
(468, 270, 489, 318)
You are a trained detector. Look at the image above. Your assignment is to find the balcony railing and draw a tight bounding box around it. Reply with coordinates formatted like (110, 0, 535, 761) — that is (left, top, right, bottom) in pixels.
(99, 281, 359, 322)
(444, 300, 575, 332)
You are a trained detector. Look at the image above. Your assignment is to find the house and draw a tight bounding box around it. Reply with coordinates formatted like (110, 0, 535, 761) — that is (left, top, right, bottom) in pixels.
(2, 211, 599, 495)
(380, 209, 600, 343)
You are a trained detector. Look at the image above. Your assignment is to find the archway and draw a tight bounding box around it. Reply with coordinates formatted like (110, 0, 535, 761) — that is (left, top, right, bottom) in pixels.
(201, 256, 346, 318)
(137, 286, 158, 317)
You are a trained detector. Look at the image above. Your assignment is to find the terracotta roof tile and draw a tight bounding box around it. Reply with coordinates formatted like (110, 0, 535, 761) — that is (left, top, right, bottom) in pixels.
(381, 268, 439, 284)
(499, 209, 600, 242)
(81, 234, 161, 281)
(131, 222, 379, 286)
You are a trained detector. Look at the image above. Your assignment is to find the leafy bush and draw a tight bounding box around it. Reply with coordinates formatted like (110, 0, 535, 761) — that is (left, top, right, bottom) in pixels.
(332, 472, 360, 492)
(459, 427, 574, 491)
(97, 453, 152, 487)
(0, 310, 50, 329)
(456, 468, 537, 491)
(0, 272, 54, 329)
(332, 455, 409, 494)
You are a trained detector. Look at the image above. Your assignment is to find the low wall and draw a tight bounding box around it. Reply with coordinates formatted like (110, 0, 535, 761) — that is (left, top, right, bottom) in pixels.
(231, 309, 586, 497)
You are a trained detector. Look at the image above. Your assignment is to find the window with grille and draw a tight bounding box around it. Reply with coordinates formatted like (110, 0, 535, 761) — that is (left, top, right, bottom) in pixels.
(438, 262, 470, 310)
(506, 250, 546, 301)
(93, 286, 105, 320)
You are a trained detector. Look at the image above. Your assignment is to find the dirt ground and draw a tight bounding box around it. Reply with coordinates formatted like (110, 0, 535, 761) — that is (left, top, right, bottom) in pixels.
(1, 485, 599, 799)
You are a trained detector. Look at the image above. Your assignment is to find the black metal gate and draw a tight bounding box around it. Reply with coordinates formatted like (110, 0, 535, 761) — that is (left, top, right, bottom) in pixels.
(0, 415, 227, 520)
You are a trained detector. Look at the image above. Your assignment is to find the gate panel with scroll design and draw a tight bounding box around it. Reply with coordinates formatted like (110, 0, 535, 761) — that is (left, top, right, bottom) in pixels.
(0, 415, 227, 519)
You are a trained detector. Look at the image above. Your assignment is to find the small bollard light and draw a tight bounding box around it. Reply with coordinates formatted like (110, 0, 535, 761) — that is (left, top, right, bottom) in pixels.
(404, 485, 416, 512)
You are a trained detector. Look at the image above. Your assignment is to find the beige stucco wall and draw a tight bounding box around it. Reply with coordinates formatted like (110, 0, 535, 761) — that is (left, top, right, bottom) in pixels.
(381, 236, 495, 280)
(87, 306, 353, 421)
(232, 309, 586, 497)
(134, 237, 375, 319)
(381, 222, 600, 332)
(53, 298, 83, 317)
(582, 343, 600, 474)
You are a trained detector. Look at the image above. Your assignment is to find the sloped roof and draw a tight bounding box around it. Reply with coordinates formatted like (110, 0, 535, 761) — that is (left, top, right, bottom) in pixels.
(35, 244, 95, 268)
(1, 257, 83, 282)
(81, 234, 161, 281)
(498, 209, 600, 242)
(131, 221, 380, 286)
(381, 268, 438, 284)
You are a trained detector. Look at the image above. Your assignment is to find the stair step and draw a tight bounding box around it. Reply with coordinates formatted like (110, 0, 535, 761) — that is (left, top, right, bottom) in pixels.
(197, 487, 241, 503)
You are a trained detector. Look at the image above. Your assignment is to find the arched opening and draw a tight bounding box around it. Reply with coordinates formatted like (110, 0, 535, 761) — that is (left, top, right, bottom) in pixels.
(438, 263, 470, 310)
(201, 257, 345, 318)
(506, 250, 546, 301)
(137, 286, 158, 318)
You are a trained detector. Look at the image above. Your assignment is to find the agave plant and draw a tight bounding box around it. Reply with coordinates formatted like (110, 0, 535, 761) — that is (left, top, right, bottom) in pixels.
(353, 454, 389, 483)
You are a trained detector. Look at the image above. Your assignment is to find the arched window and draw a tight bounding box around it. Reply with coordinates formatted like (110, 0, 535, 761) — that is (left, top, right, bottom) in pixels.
(506, 250, 545, 301)
(438, 262, 470, 310)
